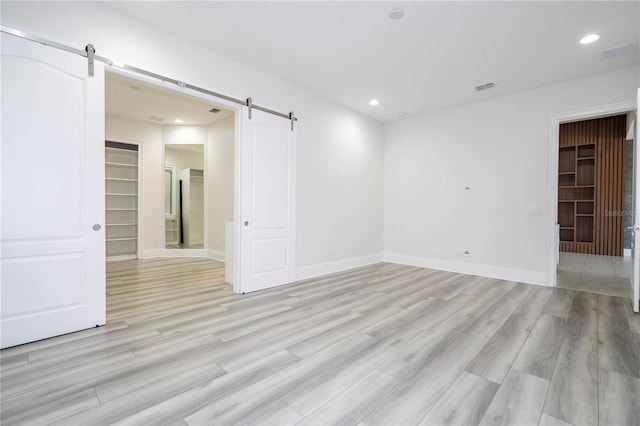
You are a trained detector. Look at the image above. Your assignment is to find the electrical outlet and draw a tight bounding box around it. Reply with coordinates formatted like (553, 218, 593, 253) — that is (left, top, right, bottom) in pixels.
(528, 207, 543, 216)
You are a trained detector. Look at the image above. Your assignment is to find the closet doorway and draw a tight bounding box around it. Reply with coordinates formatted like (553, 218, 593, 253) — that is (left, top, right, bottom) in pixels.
(554, 111, 636, 297)
(105, 72, 235, 261)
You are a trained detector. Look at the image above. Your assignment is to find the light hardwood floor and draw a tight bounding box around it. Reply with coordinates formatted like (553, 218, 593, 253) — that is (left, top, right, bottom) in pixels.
(1, 258, 639, 425)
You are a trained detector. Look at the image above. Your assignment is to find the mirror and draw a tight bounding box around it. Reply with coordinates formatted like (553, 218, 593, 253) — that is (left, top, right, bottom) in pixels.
(165, 144, 204, 248)
(165, 165, 176, 216)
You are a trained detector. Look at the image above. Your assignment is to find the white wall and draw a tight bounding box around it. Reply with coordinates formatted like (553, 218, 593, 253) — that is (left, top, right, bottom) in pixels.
(384, 66, 639, 285)
(165, 146, 204, 173)
(3, 1, 385, 277)
(207, 116, 235, 260)
(163, 126, 208, 146)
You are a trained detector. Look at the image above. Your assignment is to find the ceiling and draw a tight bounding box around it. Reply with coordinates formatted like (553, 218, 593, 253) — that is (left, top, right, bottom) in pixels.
(102, 1, 639, 123)
(106, 72, 233, 126)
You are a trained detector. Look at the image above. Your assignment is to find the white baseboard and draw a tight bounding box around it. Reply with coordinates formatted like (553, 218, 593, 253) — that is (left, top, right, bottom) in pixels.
(296, 253, 384, 281)
(141, 248, 208, 258)
(383, 253, 548, 286)
(207, 249, 226, 262)
(106, 254, 137, 262)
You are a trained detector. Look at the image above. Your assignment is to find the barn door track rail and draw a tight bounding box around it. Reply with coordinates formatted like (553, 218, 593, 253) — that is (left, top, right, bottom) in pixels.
(1, 25, 297, 129)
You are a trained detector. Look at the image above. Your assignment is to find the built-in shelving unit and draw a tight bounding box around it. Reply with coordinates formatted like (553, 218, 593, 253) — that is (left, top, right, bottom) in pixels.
(557, 114, 626, 256)
(165, 217, 179, 245)
(105, 142, 138, 261)
(558, 144, 595, 245)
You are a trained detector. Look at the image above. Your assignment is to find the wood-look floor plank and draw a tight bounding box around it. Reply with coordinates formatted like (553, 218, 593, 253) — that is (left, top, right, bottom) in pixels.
(466, 313, 538, 383)
(297, 369, 401, 426)
(542, 289, 576, 319)
(110, 350, 301, 426)
(597, 295, 640, 378)
(365, 312, 504, 424)
(282, 325, 424, 416)
(538, 413, 574, 426)
(479, 368, 549, 426)
(511, 287, 553, 319)
(182, 334, 376, 425)
(2, 259, 640, 426)
(598, 368, 640, 426)
(512, 315, 566, 380)
(542, 291, 599, 426)
(543, 351, 598, 426)
(0, 388, 100, 425)
(234, 399, 304, 426)
(285, 306, 400, 359)
(419, 371, 499, 426)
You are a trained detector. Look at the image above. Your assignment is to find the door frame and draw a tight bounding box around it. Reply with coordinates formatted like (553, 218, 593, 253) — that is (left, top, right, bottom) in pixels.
(547, 100, 637, 287)
(106, 66, 243, 292)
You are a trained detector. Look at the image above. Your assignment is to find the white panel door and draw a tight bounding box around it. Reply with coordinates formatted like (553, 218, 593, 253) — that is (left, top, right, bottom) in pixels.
(632, 89, 640, 313)
(239, 108, 296, 293)
(1, 34, 106, 348)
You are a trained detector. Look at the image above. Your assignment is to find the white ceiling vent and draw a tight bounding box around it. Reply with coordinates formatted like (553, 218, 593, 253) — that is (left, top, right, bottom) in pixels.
(148, 116, 166, 122)
(475, 82, 496, 91)
(601, 42, 639, 60)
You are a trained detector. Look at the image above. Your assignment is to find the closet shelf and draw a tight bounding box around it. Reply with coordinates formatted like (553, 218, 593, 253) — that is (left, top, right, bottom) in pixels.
(105, 161, 137, 168)
(105, 142, 139, 261)
(105, 177, 138, 182)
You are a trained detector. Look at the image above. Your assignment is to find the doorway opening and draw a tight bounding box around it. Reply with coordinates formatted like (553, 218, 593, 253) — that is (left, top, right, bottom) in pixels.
(104, 71, 237, 311)
(551, 107, 636, 297)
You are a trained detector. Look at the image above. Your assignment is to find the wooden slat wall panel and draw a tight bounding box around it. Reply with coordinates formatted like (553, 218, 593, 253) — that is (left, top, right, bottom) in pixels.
(558, 115, 626, 256)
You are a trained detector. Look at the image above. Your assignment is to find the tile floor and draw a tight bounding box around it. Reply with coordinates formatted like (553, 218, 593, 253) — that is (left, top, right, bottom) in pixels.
(557, 252, 632, 297)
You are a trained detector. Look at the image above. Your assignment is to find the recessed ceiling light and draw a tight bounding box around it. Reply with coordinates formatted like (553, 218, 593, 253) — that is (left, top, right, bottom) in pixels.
(369, 99, 380, 106)
(174, 118, 184, 124)
(580, 34, 600, 44)
(389, 8, 404, 20)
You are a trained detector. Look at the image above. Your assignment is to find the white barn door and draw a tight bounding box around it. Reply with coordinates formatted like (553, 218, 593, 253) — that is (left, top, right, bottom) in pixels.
(239, 108, 296, 293)
(1, 34, 106, 348)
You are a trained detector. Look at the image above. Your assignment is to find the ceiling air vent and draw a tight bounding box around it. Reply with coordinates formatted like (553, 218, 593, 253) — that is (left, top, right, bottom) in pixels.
(601, 42, 639, 60)
(475, 82, 496, 91)
(148, 116, 165, 122)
